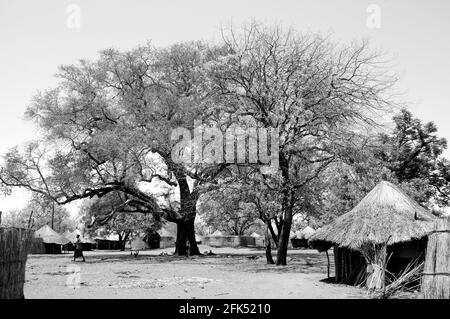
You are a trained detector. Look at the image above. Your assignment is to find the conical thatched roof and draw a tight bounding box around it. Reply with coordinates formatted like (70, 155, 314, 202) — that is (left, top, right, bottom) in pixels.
(310, 181, 436, 249)
(211, 229, 224, 236)
(34, 225, 70, 245)
(158, 227, 175, 237)
(299, 226, 316, 239)
(62, 230, 72, 241)
(157, 222, 177, 237)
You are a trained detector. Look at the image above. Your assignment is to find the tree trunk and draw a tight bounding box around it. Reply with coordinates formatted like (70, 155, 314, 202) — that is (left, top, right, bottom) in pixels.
(267, 221, 278, 247)
(51, 202, 55, 230)
(118, 233, 125, 251)
(265, 224, 274, 264)
(276, 153, 293, 266)
(175, 218, 200, 256)
(325, 250, 330, 278)
(276, 213, 292, 265)
(173, 171, 201, 256)
(119, 232, 130, 251)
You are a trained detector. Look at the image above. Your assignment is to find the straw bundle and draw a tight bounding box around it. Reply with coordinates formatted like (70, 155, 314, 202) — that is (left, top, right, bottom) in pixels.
(371, 259, 424, 299)
(0, 227, 33, 299)
(360, 242, 388, 290)
(421, 217, 450, 299)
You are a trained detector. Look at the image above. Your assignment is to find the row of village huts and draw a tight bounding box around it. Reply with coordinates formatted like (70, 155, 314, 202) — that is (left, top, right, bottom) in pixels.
(29, 223, 317, 255)
(29, 226, 179, 254)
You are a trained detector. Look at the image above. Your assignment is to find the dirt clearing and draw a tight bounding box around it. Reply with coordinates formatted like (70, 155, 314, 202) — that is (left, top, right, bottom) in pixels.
(24, 246, 365, 299)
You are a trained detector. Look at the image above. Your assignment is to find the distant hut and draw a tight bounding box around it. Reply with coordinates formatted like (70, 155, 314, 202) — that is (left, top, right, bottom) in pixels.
(142, 229, 161, 249)
(292, 226, 316, 248)
(130, 235, 150, 251)
(34, 225, 70, 254)
(94, 233, 121, 250)
(310, 181, 436, 290)
(250, 232, 264, 247)
(300, 226, 316, 239)
(158, 223, 176, 248)
(61, 230, 73, 252)
(61, 230, 72, 241)
(211, 230, 224, 236)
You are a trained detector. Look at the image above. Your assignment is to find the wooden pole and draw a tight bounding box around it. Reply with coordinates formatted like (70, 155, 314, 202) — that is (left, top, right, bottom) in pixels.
(325, 249, 330, 279)
(27, 210, 34, 229)
(381, 243, 387, 293)
(51, 202, 55, 230)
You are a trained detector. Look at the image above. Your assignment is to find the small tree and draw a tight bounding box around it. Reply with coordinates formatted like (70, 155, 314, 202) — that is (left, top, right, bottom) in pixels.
(199, 187, 261, 235)
(81, 192, 161, 250)
(2, 193, 75, 232)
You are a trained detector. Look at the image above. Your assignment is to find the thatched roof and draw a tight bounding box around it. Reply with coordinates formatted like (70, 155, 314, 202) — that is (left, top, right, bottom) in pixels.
(211, 230, 224, 236)
(157, 222, 177, 237)
(61, 230, 72, 241)
(309, 181, 436, 249)
(34, 225, 70, 245)
(158, 227, 175, 237)
(295, 226, 316, 239)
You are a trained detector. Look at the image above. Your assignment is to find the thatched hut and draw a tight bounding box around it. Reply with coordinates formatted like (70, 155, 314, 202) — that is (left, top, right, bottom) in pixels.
(158, 223, 176, 248)
(250, 232, 264, 247)
(292, 226, 316, 248)
(310, 181, 436, 289)
(94, 233, 121, 250)
(34, 225, 70, 254)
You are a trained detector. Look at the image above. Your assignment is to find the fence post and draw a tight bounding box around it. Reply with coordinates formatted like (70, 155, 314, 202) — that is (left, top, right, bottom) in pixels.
(0, 227, 33, 298)
(421, 217, 450, 299)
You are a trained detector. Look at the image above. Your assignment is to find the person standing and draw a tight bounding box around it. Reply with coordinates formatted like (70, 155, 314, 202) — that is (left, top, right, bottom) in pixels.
(73, 234, 85, 262)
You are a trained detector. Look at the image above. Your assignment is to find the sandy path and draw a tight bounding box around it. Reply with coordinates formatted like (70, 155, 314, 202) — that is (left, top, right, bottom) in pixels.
(24, 246, 366, 299)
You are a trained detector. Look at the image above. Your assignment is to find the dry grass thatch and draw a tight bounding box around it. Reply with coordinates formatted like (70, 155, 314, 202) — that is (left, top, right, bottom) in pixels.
(310, 181, 436, 249)
(371, 258, 424, 299)
(0, 227, 33, 299)
(34, 225, 70, 245)
(421, 217, 450, 299)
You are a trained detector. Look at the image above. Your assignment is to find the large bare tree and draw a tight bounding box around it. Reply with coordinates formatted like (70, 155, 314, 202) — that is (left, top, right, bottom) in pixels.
(209, 23, 396, 265)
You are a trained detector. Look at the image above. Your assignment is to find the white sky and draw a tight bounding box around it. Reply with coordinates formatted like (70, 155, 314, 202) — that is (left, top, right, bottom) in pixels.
(0, 0, 449, 215)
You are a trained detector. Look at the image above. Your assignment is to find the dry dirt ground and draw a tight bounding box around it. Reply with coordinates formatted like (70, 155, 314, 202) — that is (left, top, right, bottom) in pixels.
(24, 245, 366, 299)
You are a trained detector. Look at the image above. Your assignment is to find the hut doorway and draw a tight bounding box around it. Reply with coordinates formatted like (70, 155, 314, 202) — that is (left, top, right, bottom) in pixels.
(333, 246, 367, 285)
(333, 239, 428, 289)
(386, 238, 427, 277)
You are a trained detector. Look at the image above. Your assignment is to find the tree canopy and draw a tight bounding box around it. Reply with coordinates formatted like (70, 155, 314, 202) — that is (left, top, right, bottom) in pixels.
(3, 23, 447, 265)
